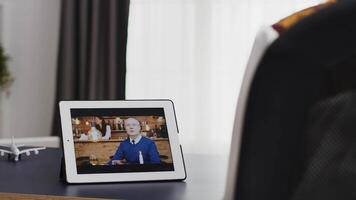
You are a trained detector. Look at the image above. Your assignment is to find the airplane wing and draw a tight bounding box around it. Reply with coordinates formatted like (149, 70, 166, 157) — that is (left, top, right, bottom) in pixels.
(0, 148, 13, 156)
(19, 147, 46, 155)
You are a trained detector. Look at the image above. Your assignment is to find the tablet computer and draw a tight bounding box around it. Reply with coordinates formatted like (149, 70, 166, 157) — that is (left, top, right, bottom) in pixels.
(59, 100, 186, 183)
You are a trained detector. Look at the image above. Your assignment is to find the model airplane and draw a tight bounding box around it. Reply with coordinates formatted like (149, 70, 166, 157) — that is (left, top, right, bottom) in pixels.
(0, 137, 46, 162)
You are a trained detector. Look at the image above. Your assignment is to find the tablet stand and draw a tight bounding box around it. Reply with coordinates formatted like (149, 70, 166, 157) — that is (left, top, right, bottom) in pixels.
(59, 156, 67, 182)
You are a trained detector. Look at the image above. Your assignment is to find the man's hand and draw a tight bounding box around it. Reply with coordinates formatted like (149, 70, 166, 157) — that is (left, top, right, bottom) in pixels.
(111, 159, 127, 165)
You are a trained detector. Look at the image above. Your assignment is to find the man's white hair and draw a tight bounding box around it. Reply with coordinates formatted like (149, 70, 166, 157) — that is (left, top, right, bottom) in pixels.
(124, 117, 140, 125)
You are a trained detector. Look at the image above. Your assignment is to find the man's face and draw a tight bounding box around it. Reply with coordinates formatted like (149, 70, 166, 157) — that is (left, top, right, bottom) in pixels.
(125, 118, 141, 136)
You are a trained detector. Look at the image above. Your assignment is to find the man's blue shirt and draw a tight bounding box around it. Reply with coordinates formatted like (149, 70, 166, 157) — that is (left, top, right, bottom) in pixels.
(108, 136, 161, 165)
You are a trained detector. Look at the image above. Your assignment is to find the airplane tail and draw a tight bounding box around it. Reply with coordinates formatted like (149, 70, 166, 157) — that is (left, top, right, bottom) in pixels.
(11, 137, 25, 147)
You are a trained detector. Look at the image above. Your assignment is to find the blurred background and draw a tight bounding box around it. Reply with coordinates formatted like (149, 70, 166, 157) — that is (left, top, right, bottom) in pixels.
(0, 0, 324, 155)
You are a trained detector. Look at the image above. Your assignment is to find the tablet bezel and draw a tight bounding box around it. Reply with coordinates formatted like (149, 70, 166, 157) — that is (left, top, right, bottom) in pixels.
(59, 100, 186, 183)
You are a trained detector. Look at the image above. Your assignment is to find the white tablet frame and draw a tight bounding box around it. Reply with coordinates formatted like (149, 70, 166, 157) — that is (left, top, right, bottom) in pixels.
(59, 100, 186, 183)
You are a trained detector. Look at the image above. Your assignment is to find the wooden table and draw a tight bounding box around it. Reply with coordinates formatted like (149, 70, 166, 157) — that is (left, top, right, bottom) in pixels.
(0, 192, 104, 200)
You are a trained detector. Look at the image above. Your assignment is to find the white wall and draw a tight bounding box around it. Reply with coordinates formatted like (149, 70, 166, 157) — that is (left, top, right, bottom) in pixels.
(0, 0, 60, 138)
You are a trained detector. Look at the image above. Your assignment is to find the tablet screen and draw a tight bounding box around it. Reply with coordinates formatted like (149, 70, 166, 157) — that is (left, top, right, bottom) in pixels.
(70, 108, 174, 174)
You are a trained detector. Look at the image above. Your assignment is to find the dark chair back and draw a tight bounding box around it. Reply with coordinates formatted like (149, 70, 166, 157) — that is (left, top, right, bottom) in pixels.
(226, 1, 356, 199)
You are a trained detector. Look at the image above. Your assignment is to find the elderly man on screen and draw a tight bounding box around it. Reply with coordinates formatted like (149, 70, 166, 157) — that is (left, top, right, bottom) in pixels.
(108, 118, 161, 165)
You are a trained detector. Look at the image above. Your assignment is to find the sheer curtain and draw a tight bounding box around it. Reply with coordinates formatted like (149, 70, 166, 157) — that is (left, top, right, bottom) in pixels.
(126, 0, 324, 155)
